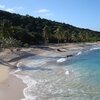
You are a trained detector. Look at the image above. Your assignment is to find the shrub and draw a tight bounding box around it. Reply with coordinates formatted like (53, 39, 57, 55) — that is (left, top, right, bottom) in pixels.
(0, 37, 22, 48)
(23, 43, 29, 48)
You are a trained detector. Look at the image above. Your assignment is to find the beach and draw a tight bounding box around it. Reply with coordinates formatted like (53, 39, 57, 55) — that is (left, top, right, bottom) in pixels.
(0, 42, 100, 100)
(0, 65, 26, 100)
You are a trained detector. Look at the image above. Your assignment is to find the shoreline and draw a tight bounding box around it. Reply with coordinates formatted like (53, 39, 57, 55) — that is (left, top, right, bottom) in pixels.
(0, 65, 26, 100)
(0, 43, 100, 100)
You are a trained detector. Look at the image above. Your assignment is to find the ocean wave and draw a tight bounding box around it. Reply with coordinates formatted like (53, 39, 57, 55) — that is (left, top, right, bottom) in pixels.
(10, 67, 37, 100)
(83, 46, 100, 53)
(76, 46, 100, 56)
(89, 47, 100, 51)
(21, 58, 51, 68)
(76, 51, 82, 56)
(16, 75, 37, 100)
(57, 58, 67, 63)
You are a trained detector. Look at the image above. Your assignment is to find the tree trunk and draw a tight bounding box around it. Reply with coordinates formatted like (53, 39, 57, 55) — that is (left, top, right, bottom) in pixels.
(58, 39, 59, 44)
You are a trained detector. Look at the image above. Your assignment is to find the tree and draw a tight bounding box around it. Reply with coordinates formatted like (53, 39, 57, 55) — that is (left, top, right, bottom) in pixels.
(0, 10, 100, 45)
(54, 26, 64, 43)
(42, 25, 50, 44)
(64, 29, 72, 43)
(71, 31, 79, 42)
(0, 19, 13, 38)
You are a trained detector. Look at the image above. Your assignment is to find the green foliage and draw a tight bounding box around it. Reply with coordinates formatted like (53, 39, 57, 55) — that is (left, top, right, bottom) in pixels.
(23, 43, 29, 48)
(0, 10, 100, 45)
(0, 37, 22, 48)
(54, 26, 64, 43)
(42, 25, 50, 44)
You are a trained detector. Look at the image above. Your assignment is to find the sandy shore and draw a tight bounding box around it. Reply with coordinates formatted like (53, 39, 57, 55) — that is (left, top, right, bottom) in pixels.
(0, 65, 26, 100)
(0, 43, 100, 100)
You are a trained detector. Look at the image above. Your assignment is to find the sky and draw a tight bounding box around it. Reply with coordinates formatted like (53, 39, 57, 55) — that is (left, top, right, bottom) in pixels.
(0, 0, 100, 31)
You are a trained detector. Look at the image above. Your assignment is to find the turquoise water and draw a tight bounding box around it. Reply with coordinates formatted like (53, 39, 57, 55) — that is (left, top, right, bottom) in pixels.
(16, 48, 100, 100)
(63, 49, 100, 100)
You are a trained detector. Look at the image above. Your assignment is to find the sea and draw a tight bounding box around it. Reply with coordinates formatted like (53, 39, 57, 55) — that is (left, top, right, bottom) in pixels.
(13, 46, 100, 100)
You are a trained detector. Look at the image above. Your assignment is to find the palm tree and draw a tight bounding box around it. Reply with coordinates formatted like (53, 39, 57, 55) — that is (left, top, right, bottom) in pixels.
(42, 25, 50, 44)
(71, 31, 79, 42)
(64, 29, 72, 43)
(54, 26, 64, 43)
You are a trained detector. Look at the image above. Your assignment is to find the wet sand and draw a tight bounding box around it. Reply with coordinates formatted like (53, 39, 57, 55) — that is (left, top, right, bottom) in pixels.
(0, 65, 26, 100)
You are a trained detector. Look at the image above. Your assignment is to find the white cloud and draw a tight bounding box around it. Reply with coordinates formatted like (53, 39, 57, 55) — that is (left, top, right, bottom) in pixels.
(35, 8, 53, 17)
(6, 8, 14, 13)
(0, 5, 5, 9)
(37, 9, 49, 13)
(0, 4, 15, 13)
(0, 4, 24, 13)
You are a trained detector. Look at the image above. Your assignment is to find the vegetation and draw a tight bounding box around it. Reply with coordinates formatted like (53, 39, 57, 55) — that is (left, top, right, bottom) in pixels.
(0, 10, 100, 48)
(0, 37, 22, 48)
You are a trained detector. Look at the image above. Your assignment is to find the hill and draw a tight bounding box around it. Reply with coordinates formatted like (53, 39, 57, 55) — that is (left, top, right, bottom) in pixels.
(0, 10, 100, 46)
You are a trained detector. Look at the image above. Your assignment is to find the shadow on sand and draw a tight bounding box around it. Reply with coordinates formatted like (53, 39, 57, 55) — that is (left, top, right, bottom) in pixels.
(0, 59, 17, 69)
(8, 51, 36, 62)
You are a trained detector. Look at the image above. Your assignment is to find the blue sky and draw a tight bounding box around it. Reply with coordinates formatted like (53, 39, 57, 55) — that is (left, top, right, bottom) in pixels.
(0, 0, 100, 31)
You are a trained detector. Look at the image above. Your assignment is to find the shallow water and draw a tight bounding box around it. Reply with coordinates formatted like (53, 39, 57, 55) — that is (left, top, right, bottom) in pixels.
(15, 47, 100, 100)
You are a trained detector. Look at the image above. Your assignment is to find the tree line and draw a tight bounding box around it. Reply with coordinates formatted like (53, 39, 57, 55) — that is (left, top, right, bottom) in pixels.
(0, 10, 100, 47)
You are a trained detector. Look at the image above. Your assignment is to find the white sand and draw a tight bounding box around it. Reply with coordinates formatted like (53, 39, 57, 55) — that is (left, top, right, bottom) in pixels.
(0, 65, 26, 100)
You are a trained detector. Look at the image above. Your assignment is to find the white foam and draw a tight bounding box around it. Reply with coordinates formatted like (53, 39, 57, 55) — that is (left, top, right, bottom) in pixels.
(76, 51, 82, 56)
(83, 47, 100, 53)
(21, 96, 37, 100)
(65, 70, 69, 75)
(10, 68, 21, 74)
(90, 47, 100, 51)
(76, 46, 100, 56)
(17, 62, 23, 67)
(57, 58, 67, 63)
(15, 75, 37, 100)
(10, 67, 37, 100)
